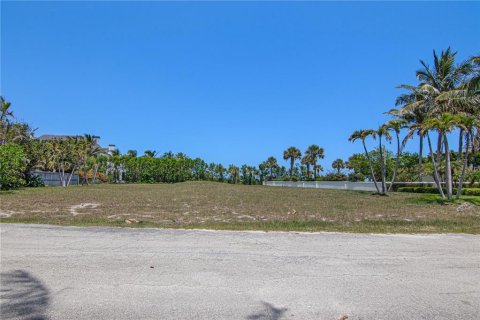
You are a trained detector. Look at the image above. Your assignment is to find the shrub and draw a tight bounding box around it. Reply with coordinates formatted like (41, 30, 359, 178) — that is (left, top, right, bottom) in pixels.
(321, 173, 348, 181)
(461, 188, 480, 196)
(348, 172, 365, 182)
(397, 186, 480, 196)
(0, 143, 27, 190)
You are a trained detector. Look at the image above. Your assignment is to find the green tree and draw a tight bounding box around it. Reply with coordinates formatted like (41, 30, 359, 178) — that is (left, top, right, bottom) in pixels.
(348, 130, 380, 193)
(144, 150, 157, 158)
(126, 150, 137, 157)
(283, 147, 301, 176)
(384, 119, 407, 191)
(227, 165, 240, 184)
(264, 156, 279, 179)
(377, 125, 392, 193)
(422, 113, 463, 200)
(0, 143, 26, 190)
(331, 158, 345, 174)
(305, 145, 324, 179)
(301, 154, 313, 178)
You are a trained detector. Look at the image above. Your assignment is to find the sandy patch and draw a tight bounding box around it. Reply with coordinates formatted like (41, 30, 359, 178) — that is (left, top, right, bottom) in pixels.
(69, 203, 100, 216)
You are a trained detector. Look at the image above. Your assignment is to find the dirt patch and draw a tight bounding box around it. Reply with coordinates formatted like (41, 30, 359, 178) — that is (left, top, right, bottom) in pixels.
(69, 203, 100, 216)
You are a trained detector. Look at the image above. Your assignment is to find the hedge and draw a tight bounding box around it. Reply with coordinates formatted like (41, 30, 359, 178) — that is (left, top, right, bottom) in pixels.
(397, 187, 480, 196)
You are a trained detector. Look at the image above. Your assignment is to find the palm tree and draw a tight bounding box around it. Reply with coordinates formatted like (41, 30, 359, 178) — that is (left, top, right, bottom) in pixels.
(455, 115, 477, 199)
(396, 48, 474, 179)
(384, 119, 407, 191)
(301, 155, 313, 178)
(283, 147, 301, 176)
(331, 159, 345, 174)
(77, 134, 102, 185)
(215, 164, 225, 182)
(421, 124, 446, 199)
(348, 130, 380, 193)
(467, 55, 480, 95)
(392, 85, 431, 181)
(144, 150, 157, 158)
(305, 145, 324, 179)
(162, 151, 174, 158)
(423, 113, 462, 200)
(264, 156, 279, 179)
(376, 125, 392, 194)
(126, 150, 137, 157)
(228, 165, 240, 184)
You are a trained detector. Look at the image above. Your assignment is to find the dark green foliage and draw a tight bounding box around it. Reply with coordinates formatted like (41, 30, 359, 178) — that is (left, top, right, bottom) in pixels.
(0, 143, 27, 190)
(398, 186, 480, 196)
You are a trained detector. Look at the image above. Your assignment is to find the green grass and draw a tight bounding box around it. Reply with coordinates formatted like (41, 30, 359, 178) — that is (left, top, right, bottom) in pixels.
(1, 182, 479, 233)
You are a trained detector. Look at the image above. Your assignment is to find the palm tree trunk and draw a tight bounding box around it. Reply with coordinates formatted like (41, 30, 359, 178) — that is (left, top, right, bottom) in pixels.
(313, 160, 317, 179)
(92, 164, 99, 184)
(83, 163, 89, 185)
(418, 136, 423, 181)
(427, 133, 445, 199)
(436, 133, 443, 181)
(444, 134, 453, 200)
(388, 131, 401, 192)
(60, 163, 66, 187)
(458, 129, 464, 160)
(67, 165, 77, 187)
(456, 133, 470, 200)
(290, 159, 294, 176)
(362, 141, 380, 193)
(379, 136, 386, 194)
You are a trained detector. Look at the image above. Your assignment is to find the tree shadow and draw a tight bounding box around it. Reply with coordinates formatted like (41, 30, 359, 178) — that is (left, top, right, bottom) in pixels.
(247, 301, 288, 320)
(0, 270, 50, 320)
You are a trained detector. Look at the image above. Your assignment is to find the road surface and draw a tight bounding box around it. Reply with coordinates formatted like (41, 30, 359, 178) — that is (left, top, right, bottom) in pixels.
(1, 224, 479, 319)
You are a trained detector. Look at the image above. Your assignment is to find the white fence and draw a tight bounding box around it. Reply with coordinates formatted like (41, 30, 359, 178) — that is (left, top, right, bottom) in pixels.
(263, 180, 378, 191)
(32, 171, 80, 186)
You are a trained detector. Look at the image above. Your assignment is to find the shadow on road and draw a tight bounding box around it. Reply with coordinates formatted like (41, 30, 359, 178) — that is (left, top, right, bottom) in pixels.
(0, 270, 50, 320)
(247, 302, 288, 320)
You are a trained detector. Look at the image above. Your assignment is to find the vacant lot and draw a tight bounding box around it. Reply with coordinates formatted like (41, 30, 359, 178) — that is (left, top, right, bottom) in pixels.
(1, 182, 479, 233)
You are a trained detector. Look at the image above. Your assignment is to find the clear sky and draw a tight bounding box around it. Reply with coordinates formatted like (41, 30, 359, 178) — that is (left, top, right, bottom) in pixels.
(1, 1, 479, 170)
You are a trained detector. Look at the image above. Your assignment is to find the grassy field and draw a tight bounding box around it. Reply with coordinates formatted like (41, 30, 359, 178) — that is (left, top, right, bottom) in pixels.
(1, 181, 479, 233)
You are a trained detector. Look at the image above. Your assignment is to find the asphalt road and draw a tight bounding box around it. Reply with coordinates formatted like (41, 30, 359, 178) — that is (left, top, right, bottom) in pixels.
(1, 224, 479, 320)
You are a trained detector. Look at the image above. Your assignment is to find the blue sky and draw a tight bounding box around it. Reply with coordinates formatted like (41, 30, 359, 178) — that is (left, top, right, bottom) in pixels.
(1, 1, 479, 170)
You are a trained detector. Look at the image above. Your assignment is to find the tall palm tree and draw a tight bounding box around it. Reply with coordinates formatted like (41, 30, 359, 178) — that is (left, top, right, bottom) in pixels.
(377, 125, 392, 194)
(391, 86, 431, 181)
(416, 123, 446, 199)
(305, 144, 324, 179)
(423, 113, 461, 200)
(384, 119, 407, 191)
(283, 147, 301, 176)
(396, 48, 474, 179)
(79, 134, 102, 185)
(301, 155, 313, 178)
(348, 130, 380, 193)
(455, 116, 477, 199)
